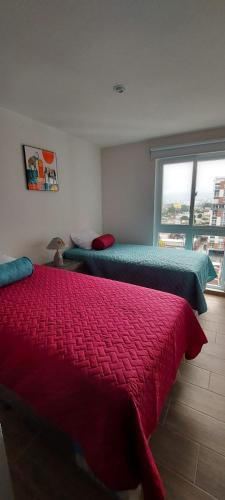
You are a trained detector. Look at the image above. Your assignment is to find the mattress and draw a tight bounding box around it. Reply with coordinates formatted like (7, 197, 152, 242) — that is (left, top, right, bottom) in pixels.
(64, 243, 216, 313)
(0, 265, 207, 499)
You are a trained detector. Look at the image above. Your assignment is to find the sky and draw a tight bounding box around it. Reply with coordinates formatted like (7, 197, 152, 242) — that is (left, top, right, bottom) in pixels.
(162, 159, 225, 204)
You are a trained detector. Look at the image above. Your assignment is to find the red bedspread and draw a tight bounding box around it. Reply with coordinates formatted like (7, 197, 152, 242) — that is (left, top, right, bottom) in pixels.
(0, 265, 206, 499)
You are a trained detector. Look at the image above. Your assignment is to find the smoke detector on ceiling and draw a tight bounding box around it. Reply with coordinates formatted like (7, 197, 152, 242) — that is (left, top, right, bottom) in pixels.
(113, 84, 126, 94)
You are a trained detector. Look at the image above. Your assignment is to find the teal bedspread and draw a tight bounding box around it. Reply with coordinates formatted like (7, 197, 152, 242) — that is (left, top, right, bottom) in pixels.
(64, 244, 217, 313)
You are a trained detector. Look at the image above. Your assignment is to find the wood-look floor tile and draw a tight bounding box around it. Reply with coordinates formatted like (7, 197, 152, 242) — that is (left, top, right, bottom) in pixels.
(166, 401, 225, 456)
(216, 334, 225, 345)
(178, 364, 210, 389)
(150, 425, 199, 482)
(196, 447, 225, 500)
(187, 352, 225, 376)
(158, 464, 216, 500)
(199, 319, 224, 334)
(171, 380, 225, 423)
(201, 329, 216, 342)
(217, 323, 225, 335)
(201, 300, 225, 316)
(205, 295, 222, 305)
(201, 312, 225, 324)
(209, 373, 225, 397)
(203, 342, 225, 359)
(207, 302, 225, 312)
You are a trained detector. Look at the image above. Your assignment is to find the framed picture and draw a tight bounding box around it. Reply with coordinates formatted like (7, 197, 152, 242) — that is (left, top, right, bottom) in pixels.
(23, 145, 59, 191)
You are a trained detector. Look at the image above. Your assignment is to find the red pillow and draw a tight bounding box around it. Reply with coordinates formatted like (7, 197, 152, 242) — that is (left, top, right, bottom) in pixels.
(92, 234, 115, 250)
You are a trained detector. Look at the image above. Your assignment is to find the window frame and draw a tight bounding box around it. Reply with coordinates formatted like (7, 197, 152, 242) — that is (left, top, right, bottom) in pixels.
(154, 151, 225, 290)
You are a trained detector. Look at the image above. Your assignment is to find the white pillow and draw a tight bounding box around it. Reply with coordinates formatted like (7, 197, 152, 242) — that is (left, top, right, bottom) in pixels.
(0, 254, 16, 265)
(71, 230, 100, 250)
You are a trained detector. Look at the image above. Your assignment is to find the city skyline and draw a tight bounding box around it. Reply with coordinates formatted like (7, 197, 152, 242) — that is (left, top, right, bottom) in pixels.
(163, 160, 225, 204)
(163, 192, 214, 204)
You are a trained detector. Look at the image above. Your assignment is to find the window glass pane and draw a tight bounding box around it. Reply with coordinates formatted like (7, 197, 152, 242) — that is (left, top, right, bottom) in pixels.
(194, 159, 225, 226)
(161, 162, 193, 225)
(193, 235, 225, 288)
(158, 233, 185, 249)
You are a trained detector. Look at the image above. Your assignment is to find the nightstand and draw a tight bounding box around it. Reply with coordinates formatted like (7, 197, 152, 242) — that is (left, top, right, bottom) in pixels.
(44, 259, 84, 272)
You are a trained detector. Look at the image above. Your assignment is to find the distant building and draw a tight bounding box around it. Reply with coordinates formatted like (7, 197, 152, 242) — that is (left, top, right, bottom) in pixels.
(207, 177, 225, 286)
(212, 177, 225, 227)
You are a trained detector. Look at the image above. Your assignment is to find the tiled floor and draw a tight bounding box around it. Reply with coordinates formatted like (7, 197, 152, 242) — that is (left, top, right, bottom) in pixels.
(0, 294, 224, 499)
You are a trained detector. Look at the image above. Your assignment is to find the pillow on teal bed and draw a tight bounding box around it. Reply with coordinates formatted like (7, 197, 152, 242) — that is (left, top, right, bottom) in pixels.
(0, 257, 33, 287)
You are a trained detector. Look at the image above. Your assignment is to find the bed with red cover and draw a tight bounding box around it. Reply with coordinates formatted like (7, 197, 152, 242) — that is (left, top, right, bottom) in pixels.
(0, 265, 206, 499)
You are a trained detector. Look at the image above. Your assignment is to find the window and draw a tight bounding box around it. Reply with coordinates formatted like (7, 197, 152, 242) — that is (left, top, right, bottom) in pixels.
(161, 162, 193, 225)
(155, 154, 225, 290)
(194, 160, 225, 227)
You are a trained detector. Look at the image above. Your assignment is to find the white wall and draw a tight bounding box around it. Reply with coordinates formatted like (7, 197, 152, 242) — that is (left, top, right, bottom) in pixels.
(102, 142, 154, 244)
(101, 127, 225, 244)
(0, 107, 102, 263)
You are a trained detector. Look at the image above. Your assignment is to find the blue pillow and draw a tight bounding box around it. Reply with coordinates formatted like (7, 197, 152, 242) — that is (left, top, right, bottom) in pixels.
(0, 257, 33, 287)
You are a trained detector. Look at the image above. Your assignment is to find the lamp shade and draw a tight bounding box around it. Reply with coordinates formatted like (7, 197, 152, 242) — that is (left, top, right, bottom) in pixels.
(47, 237, 65, 250)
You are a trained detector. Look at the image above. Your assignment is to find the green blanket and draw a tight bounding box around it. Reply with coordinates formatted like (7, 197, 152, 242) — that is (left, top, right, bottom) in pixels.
(64, 244, 217, 313)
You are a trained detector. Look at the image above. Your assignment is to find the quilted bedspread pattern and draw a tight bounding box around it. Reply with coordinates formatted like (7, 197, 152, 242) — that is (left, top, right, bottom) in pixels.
(64, 243, 216, 313)
(0, 266, 207, 499)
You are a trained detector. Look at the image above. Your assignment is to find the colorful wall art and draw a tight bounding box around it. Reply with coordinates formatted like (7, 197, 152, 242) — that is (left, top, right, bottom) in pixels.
(23, 145, 59, 191)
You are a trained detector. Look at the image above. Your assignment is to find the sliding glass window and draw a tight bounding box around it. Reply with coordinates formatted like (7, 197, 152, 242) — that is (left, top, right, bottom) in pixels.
(155, 153, 225, 290)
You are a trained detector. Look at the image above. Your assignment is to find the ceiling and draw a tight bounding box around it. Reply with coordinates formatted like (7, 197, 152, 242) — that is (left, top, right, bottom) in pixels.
(1, 0, 225, 147)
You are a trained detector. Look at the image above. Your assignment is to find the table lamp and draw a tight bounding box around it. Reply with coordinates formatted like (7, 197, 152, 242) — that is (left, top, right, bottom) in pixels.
(47, 237, 65, 266)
